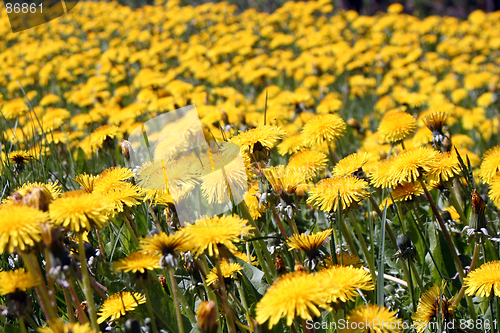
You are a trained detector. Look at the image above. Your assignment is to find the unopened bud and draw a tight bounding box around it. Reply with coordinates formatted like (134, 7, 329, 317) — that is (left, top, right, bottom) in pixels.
(197, 301, 218, 333)
(275, 254, 287, 275)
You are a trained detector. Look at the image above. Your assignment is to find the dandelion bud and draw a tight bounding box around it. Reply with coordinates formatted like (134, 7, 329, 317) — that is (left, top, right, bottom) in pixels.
(119, 140, 132, 161)
(347, 117, 360, 130)
(275, 254, 287, 275)
(197, 301, 218, 333)
(470, 189, 487, 232)
(294, 261, 306, 272)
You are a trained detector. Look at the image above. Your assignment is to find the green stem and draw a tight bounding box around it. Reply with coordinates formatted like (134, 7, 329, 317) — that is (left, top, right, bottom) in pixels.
(445, 180, 467, 224)
(347, 211, 376, 283)
(69, 278, 89, 324)
(418, 179, 465, 279)
(78, 232, 100, 331)
(339, 213, 359, 258)
(175, 277, 196, 324)
(142, 279, 159, 333)
(419, 179, 476, 319)
(238, 201, 277, 281)
(409, 260, 424, 291)
(63, 286, 76, 323)
(167, 266, 185, 333)
(215, 258, 237, 333)
(20, 317, 27, 333)
(20, 252, 57, 321)
(451, 243, 480, 311)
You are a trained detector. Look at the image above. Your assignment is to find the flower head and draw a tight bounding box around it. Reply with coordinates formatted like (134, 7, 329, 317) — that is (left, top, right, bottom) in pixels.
(288, 149, 328, 180)
(464, 260, 500, 298)
(342, 305, 401, 333)
(391, 182, 424, 202)
(230, 125, 286, 153)
(479, 146, 500, 184)
(302, 114, 346, 146)
(286, 229, 332, 259)
(97, 291, 146, 324)
(205, 260, 243, 286)
(427, 151, 460, 182)
(263, 165, 307, 197)
(307, 175, 370, 212)
(0, 204, 47, 253)
(333, 152, 371, 177)
(182, 215, 253, 258)
(378, 110, 416, 143)
(413, 283, 454, 333)
(49, 190, 114, 232)
(0, 269, 40, 295)
(38, 321, 97, 333)
(256, 270, 339, 328)
(318, 265, 374, 303)
(197, 301, 218, 333)
(112, 252, 162, 274)
(139, 231, 192, 256)
(387, 147, 439, 187)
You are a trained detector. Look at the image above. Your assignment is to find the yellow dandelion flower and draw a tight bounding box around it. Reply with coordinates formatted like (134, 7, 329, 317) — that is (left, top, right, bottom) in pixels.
(97, 291, 146, 324)
(234, 251, 258, 265)
(0, 269, 41, 295)
(307, 175, 370, 212)
(391, 182, 424, 202)
(49, 190, 114, 232)
(464, 260, 500, 298)
(387, 147, 439, 187)
(288, 149, 328, 180)
(333, 152, 371, 177)
(286, 229, 332, 259)
(74, 173, 96, 193)
(256, 270, 339, 328)
(139, 231, 192, 256)
(378, 110, 416, 144)
(413, 283, 453, 333)
(427, 151, 460, 182)
(302, 114, 346, 146)
(38, 321, 97, 333)
(479, 146, 500, 184)
(201, 148, 247, 204)
(0, 205, 47, 253)
(342, 305, 402, 333)
(369, 158, 395, 189)
(205, 260, 243, 286)
(318, 265, 374, 303)
(263, 165, 307, 196)
(8, 150, 35, 168)
(230, 125, 286, 153)
(1, 98, 29, 120)
(39, 94, 61, 106)
(444, 206, 461, 222)
(112, 252, 162, 274)
(278, 133, 308, 155)
(182, 215, 253, 258)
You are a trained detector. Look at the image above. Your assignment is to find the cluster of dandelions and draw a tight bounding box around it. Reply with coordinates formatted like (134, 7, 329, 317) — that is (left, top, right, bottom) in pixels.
(2, 0, 500, 332)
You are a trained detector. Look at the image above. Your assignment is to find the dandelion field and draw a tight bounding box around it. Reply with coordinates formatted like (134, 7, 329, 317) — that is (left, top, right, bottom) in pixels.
(2, 0, 500, 332)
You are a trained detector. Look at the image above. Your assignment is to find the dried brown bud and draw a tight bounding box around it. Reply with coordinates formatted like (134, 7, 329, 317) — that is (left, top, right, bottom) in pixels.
(158, 275, 167, 288)
(470, 189, 487, 233)
(197, 301, 218, 333)
(294, 261, 305, 272)
(472, 189, 485, 215)
(275, 254, 287, 275)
